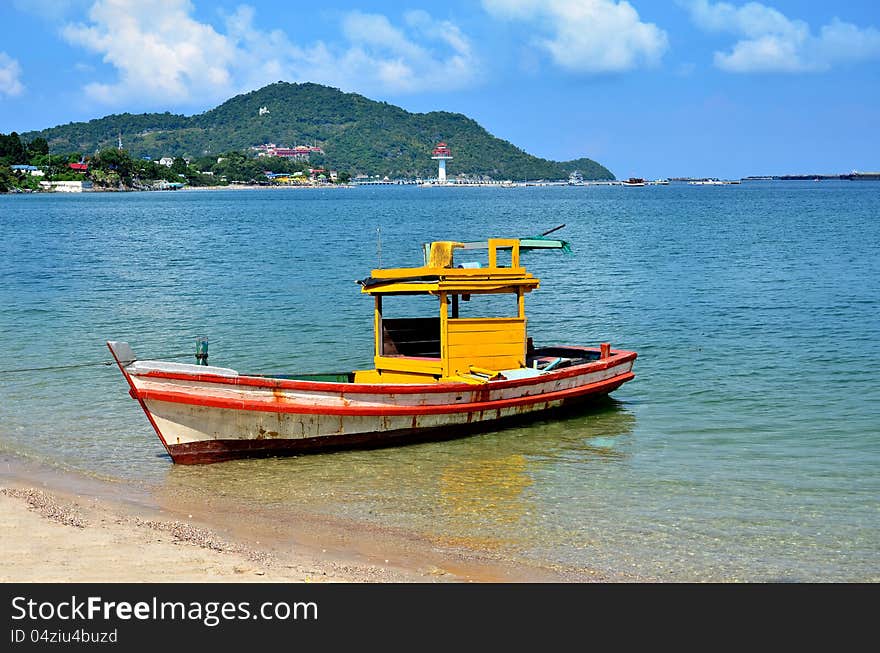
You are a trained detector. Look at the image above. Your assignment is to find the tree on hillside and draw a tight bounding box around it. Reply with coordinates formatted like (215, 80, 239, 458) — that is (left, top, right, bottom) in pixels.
(0, 132, 27, 164)
(26, 137, 49, 159)
(94, 147, 135, 173)
(169, 157, 189, 176)
(133, 158, 176, 183)
(91, 148, 135, 187)
(0, 165, 16, 192)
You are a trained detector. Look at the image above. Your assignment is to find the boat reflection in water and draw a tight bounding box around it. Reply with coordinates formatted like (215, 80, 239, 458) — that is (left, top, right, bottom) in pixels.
(151, 398, 636, 559)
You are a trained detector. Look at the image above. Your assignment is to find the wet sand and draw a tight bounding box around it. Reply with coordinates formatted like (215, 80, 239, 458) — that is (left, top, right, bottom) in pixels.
(0, 453, 625, 583)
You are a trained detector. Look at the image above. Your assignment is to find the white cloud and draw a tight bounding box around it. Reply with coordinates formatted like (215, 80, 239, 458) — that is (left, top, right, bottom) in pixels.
(62, 0, 237, 104)
(483, 0, 668, 72)
(0, 52, 24, 97)
(225, 7, 481, 96)
(683, 0, 880, 72)
(59, 0, 481, 106)
(337, 10, 479, 93)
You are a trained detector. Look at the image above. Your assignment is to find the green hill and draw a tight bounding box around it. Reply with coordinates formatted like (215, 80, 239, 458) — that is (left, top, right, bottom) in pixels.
(21, 82, 614, 180)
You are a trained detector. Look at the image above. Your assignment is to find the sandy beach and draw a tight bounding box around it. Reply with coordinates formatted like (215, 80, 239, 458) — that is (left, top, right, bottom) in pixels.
(0, 454, 621, 583)
(0, 487, 301, 583)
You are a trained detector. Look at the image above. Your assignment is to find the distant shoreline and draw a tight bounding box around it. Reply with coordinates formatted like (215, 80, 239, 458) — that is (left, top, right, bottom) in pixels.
(4, 176, 879, 196)
(181, 183, 353, 191)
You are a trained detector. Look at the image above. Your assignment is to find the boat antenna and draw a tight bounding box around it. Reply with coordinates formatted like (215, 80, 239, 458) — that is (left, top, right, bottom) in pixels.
(540, 224, 566, 237)
(376, 226, 382, 267)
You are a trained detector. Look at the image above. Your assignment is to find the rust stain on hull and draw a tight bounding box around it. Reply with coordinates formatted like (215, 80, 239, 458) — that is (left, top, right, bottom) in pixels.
(256, 426, 280, 440)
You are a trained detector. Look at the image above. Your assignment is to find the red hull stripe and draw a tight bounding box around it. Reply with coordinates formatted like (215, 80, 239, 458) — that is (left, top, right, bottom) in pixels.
(137, 349, 638, 394)
(138, 372, 635, 416)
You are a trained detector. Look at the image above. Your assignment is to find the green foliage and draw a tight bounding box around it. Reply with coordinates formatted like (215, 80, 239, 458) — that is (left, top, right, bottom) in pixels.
(27, 137, 49, 158)
(89, 148, 138, 187)
(0, 167, 13, 192)
(19, 83, 614, 180)
(184, 172, 220, 187)
(21, 112, 189, 157)
(49, 170, 88, 182)
(89, 168, 122, 187)
(1, 167, 41, 192)
(0, 132, 54, 190)
(202, 151, 309, 183)
(0, 132, 27, 165)
(169, 157, 189, 175)
(0, 166, 34, 191)
(93, 148, 133, 175)
(39, 153, 84, 179)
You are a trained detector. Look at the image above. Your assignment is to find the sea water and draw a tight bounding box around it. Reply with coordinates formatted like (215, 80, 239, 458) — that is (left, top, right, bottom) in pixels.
(1, 183, 877, 581)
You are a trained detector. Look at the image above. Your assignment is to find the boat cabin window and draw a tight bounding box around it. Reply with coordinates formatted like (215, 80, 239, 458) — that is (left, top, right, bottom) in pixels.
(449, 292, 520, 319)
(378, 295, 441, 358)
(376, 291, 525, 361)
(453, 248, 515, 270)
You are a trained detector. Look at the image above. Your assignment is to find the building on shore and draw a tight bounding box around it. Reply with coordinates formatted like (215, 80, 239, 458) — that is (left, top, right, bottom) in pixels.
(39, 180, 93, 193)
(11, 164, 43, 177)
(252, 143, 325, 161)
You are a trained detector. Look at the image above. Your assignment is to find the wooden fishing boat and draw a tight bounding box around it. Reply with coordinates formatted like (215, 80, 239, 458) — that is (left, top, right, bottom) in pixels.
(108, 235, 637, 464)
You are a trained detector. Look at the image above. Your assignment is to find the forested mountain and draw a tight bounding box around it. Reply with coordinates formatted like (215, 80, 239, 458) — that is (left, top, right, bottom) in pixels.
(22, 82, 613, 180)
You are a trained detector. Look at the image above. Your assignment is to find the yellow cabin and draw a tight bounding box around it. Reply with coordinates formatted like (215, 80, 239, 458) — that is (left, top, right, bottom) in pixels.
(353, 237, 567, 384)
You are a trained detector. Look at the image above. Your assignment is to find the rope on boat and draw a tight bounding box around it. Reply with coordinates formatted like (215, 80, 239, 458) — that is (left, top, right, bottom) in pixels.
(0, 352, 194, 375)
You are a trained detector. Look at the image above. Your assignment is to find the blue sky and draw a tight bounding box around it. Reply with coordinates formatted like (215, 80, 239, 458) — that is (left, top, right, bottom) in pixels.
(0, 0, 877, 178)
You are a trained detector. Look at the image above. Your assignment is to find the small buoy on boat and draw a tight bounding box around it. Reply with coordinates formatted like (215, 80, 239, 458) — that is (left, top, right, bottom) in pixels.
(195, 336, 209, 366)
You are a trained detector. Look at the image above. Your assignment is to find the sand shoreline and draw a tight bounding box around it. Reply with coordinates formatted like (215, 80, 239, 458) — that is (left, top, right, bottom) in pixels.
(0, 453, 626, 583)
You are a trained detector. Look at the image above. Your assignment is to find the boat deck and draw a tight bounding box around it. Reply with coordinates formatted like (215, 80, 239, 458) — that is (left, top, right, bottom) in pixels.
(257, 346, 602, 384)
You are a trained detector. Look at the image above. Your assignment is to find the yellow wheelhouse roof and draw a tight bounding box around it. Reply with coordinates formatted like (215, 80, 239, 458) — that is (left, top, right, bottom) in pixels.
(358, 236, 569, 296)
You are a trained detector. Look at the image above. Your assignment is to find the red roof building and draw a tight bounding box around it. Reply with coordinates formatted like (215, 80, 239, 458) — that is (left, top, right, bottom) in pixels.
(251, 143, 324, 160)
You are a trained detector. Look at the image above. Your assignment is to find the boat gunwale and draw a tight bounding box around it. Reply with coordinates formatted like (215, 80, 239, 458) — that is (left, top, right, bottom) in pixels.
(130, 347, 637, 395)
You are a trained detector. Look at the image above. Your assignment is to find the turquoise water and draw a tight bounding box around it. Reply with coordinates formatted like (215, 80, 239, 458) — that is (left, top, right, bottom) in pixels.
(1, 183, 878, 581)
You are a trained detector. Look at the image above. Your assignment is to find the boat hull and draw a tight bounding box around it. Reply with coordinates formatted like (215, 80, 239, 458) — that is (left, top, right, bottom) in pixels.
(109, 343, 636, 464)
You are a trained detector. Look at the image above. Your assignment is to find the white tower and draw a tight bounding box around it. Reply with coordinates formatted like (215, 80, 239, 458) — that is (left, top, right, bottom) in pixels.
(431, 142, 452, 183)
